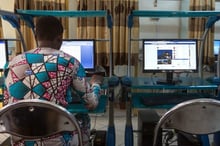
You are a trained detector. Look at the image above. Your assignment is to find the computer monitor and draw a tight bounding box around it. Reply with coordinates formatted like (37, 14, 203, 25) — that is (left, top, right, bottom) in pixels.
(60, 39, 95, 71)
(143, 39, 198, 84)
(214, 40, 220, 56)
(0, 40, 8, 70)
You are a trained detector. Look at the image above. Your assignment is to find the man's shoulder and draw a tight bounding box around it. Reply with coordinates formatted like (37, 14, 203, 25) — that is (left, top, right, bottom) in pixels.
(9, 53, 26, 63)
(59, 51, 79, 61)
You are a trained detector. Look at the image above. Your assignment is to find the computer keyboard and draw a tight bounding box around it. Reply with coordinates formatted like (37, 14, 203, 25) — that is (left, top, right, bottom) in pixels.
(140, 93, 214, 106)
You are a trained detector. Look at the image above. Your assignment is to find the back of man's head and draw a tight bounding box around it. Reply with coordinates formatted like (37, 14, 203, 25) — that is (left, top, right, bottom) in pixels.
(35, 16, 63, 41)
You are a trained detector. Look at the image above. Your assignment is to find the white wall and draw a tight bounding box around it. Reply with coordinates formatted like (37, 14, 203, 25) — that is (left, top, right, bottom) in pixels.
(215, 2, 220, 39)
(138, 0, 220, 40)
(138, 0, 183, 39)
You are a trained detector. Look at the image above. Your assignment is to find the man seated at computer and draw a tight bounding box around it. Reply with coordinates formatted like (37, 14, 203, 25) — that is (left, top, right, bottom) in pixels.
(4, 16, 103, 146)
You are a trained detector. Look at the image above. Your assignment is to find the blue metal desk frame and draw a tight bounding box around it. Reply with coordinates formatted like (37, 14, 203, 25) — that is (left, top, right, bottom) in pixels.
(128, 77, 218, 146)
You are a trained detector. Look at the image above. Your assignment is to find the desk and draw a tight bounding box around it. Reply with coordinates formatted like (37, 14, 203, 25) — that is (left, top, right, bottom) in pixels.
(131, 77, 218, 108)
(127, 77, 218, 146)
(66, 77, 109, 114)
(132, 77, 218, 90)
(66, 95, 107, 113)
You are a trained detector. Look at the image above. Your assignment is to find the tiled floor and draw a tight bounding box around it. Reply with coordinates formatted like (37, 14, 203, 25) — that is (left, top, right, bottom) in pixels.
(89, 105, 167, 146)
(90, 106, 138, 146)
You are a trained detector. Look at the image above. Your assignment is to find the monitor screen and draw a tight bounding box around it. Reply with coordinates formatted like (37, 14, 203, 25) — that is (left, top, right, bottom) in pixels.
(0, 40, 8, 70)
(143, 39, 198, 73)
(214, 40, 220, 56)
(60, 39, 95, 71)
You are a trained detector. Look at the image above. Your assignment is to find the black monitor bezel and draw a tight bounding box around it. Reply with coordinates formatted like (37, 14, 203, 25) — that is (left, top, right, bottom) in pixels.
(142, 38, 198, 73)
(61, 39, 96, 71)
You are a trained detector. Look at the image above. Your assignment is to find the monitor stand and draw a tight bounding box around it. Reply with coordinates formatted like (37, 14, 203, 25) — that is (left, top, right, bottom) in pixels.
(156, 72, 181, 85)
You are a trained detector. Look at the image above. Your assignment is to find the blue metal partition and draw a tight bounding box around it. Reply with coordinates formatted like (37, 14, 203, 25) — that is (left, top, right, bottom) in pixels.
(126, 10, 220, 146)
(127, 10, 220, 78)
(1, 9, 116, 146)
(15, 9, 113, 76)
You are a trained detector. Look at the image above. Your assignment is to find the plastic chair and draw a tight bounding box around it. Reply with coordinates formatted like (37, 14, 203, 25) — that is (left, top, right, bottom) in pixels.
(0, 99, 83, 146)
(153, 98, 220, 146)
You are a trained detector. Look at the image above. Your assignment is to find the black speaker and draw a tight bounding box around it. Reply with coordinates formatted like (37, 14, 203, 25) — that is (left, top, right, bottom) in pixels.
(137, 109, 162, 146)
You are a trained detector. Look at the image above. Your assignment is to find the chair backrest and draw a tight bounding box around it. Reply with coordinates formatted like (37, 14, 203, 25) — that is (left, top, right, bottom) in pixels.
(0, 99, 83, 146)
(153, 98, 220, 146)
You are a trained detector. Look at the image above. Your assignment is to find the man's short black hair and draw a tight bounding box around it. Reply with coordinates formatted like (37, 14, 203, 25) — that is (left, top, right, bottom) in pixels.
(35, 16, 63, 41)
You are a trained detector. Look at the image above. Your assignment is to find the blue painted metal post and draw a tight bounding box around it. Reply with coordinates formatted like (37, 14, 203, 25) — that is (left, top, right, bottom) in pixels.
(107, 76, 119, 146)
(121, 76, 133, 146)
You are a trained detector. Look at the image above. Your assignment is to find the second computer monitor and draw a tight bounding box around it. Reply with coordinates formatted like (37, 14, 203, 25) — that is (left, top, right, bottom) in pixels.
(60, 39, 95, 71)
(143, 39, 198, 73)
(143, 39, 198, 84)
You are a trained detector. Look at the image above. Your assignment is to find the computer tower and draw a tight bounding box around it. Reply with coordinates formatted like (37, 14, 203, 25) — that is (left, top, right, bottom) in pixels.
(93, 130, 106, 146)
(137, 109, 162, 146)
(177, 131, 202, 146)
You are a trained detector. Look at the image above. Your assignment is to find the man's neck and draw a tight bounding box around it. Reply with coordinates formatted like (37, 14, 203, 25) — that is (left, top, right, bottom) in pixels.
(37, 40, 54, 48)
